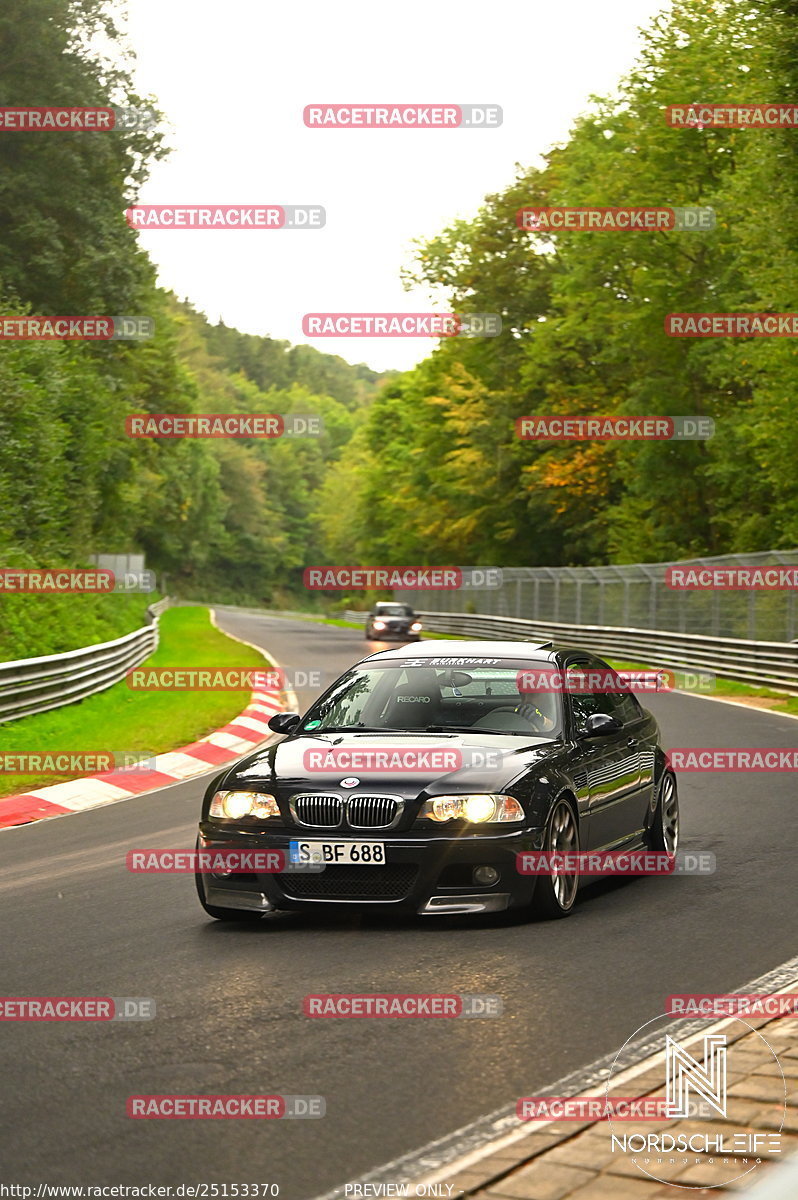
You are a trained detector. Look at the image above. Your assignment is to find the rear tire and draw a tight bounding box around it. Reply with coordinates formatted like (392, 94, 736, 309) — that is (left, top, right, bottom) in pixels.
(532, 796, 579, 920)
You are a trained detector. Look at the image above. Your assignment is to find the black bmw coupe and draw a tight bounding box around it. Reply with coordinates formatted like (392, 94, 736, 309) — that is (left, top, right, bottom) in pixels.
(195, 640, 678, 923)
(364, 602, 422, 641)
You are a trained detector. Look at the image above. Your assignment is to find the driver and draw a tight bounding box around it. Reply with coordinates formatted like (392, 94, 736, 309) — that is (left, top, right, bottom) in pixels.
(512, 689, 558, 733)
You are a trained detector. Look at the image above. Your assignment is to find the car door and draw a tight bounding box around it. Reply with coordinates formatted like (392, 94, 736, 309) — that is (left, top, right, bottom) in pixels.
(565, 659, 642, 850)
(612, 687, 657, 833)
(582, 656, 658, 839)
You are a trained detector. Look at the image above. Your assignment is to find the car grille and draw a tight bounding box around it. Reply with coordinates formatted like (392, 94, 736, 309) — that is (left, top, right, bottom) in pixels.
(277, 864, 418, 901)
(291, 793, 342, 827)
(347, 795, 400, 829)
(290, 793, 402, 830)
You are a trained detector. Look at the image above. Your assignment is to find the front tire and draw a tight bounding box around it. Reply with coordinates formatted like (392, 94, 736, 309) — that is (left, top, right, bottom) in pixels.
(648, 771, 679, 855)
(532, 796, 580, 919)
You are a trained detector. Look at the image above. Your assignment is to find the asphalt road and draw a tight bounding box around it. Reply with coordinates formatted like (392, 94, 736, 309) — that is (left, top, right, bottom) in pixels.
(1, 612, 797, 1197)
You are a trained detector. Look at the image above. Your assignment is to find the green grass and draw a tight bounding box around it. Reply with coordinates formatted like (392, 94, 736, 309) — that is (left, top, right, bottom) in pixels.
(0, 607, 271, 797)
(315, 616, 363, 630)
(0, 589, 163, 660)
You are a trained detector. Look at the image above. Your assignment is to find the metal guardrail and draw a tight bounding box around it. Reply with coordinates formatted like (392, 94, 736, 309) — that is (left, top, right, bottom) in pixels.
(146, 597, 170, 621)
(392, 550, 798, 642)
(342, 609, 798, 692)
(0, 599, 169, 724)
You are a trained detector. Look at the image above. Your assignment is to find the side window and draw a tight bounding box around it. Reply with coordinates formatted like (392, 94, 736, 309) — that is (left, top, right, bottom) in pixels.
(570, 689, 624, 733)
(566, 661, 633, 732)
(615, 692, 643, 725)
(587, 660, 644, 725)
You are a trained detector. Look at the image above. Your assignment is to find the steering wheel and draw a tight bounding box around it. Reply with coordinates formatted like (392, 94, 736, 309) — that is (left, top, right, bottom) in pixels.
(488, 704, 554, 733)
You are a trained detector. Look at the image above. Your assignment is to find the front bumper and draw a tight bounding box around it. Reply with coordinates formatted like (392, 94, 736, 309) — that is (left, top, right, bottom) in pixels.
(367, 626, 420, 641)
(197, 823, 543, 916)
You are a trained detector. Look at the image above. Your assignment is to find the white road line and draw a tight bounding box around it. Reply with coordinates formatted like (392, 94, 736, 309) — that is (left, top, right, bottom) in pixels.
(310, 953, 798, 1200)
(670, 687, 798, 723)
(209, 608, 300, 713)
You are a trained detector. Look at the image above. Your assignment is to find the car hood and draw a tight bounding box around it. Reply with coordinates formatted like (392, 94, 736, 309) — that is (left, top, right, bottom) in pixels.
(222, 730, 561, 797)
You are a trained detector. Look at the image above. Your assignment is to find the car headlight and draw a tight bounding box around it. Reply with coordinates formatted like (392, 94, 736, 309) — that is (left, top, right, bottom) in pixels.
(410, 621, 422, 631)
(209, 791, 280, 820)
(418, 794, 525, 824)
(372, 619, 386, 630)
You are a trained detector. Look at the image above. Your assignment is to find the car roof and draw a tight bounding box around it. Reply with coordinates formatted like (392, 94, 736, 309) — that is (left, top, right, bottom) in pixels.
(359, 639, 565, 664)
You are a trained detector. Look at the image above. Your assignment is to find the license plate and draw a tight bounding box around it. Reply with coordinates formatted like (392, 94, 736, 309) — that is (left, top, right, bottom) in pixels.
(289, 840, 386, 866)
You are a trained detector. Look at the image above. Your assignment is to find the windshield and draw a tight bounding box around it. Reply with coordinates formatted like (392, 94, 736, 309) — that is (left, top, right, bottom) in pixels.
(299, 662, 562, 737)
(375, 604, 413, 616)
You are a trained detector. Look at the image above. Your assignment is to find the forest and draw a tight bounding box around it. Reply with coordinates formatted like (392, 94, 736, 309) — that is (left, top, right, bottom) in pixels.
(1, 0, 796, 645)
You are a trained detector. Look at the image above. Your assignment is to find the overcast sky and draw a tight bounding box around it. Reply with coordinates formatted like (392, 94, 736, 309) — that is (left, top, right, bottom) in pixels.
(120, 0, 671, 372)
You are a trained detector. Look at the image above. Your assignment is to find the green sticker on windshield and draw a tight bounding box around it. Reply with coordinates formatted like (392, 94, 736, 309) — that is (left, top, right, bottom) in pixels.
(305, 720, 321, 729)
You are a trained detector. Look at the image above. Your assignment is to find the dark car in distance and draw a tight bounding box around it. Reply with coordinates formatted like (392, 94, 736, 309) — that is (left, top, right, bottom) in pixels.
(365, 602, 422, 641)
(195, 640, 679, 924)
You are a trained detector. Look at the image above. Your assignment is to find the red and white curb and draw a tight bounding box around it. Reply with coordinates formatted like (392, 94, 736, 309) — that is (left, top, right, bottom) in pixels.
(0, 612, 294, 830)
(0, 687, 284, 829)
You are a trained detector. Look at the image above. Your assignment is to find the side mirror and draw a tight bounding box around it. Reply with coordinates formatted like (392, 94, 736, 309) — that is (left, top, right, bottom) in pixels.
(580, 712, 622, 738)
(268, 711, 301, 734)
